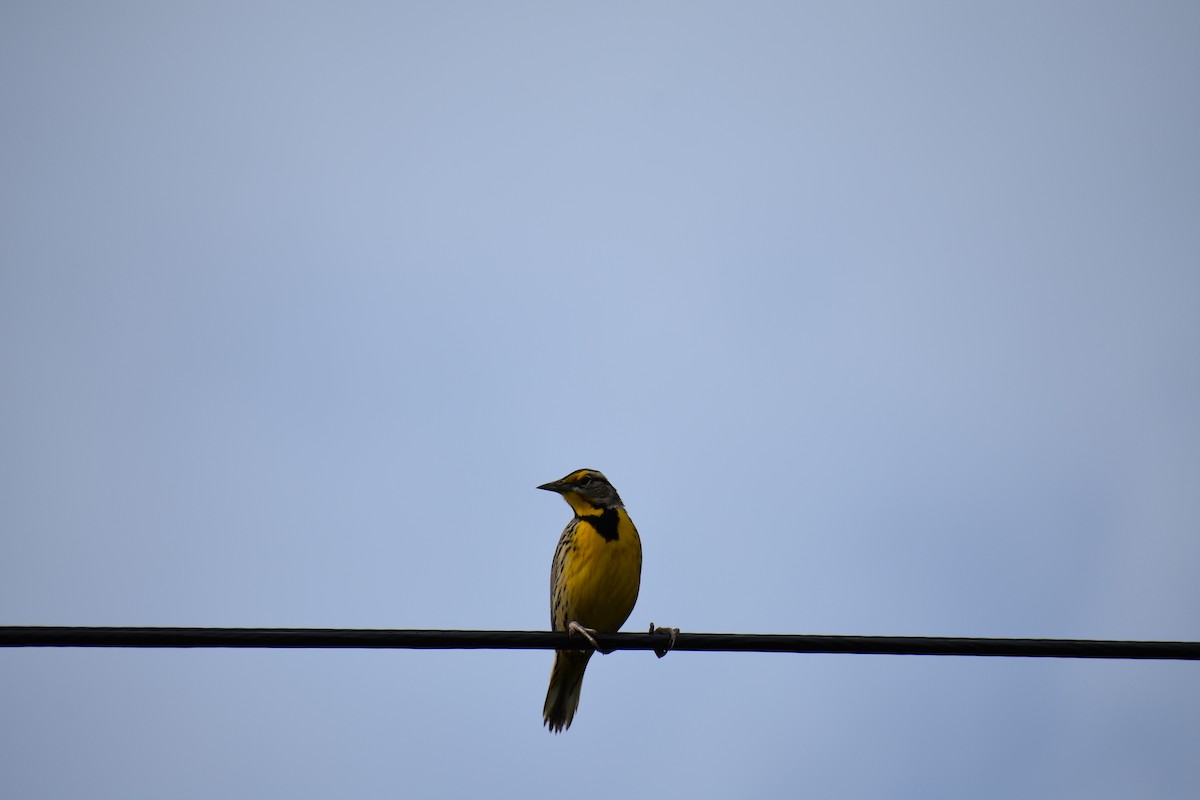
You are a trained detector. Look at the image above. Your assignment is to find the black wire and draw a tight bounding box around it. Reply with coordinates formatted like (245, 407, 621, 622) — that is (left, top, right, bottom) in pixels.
(1, 627, 1198, 660)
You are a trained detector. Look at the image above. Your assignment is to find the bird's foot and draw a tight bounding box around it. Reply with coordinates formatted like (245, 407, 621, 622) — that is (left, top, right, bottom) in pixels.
(649, 622, 680, 658)
(568, 620, 612, 654)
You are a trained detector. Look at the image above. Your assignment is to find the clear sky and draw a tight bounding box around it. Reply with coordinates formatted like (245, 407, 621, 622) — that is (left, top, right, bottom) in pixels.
(3, 3, 1198, 798)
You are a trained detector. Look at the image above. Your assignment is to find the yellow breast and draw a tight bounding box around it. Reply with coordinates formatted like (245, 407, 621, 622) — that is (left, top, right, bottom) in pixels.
(552, 508, 642, 633)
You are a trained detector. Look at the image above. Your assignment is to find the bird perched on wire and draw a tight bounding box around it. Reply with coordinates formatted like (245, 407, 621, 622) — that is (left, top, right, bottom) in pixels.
(539, 468, 643, 733)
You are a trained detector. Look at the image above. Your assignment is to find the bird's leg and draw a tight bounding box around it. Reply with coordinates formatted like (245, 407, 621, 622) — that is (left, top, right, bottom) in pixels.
(568, 620, 612, 654)
(649, 621, 680, 658)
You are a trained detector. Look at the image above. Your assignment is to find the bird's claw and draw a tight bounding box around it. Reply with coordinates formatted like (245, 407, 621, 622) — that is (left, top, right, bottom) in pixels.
(649, 621, 680, 658)
(568, 620, 612, 654)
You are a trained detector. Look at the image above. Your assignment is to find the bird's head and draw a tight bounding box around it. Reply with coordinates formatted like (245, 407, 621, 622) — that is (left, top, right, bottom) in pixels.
(537, 468, 624, 514)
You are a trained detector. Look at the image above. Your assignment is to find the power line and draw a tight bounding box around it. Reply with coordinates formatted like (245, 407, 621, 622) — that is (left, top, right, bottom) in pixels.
(2, 627, 1198, 660)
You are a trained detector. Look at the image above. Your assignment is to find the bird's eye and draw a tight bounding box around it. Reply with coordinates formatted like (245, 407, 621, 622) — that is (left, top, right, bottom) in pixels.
(580, 476, 595, 486)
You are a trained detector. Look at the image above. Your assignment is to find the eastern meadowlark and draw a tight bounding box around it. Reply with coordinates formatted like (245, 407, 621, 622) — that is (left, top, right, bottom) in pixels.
(539, 468, 642, 733)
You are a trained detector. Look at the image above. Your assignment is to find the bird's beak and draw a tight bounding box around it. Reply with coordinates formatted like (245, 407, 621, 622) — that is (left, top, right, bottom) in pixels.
(537, 480, 568, 494)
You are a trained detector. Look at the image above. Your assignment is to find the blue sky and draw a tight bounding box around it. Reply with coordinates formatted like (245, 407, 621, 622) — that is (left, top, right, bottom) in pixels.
(2, 3, 1198, 798)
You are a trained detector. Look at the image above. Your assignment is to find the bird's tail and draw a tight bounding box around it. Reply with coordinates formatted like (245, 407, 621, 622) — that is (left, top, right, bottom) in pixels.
(543, 650, 593, 733)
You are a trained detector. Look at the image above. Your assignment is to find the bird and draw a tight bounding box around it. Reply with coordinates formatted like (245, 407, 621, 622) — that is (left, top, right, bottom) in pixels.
(539, 468, 642, 733)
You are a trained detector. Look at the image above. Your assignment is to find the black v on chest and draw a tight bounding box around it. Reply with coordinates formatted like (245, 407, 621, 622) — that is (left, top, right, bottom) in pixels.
(578, 507, 620, 542)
